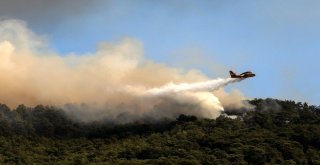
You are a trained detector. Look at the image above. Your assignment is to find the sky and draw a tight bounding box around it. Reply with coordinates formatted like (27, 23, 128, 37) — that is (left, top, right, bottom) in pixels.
(0, 0, 319, 105)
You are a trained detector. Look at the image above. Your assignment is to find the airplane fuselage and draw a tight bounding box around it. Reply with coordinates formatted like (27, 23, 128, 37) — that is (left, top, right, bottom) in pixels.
(230, 71, 255, 79)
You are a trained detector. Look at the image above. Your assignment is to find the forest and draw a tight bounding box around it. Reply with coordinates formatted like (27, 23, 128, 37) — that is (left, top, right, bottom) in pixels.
(0, 98, 319, 164)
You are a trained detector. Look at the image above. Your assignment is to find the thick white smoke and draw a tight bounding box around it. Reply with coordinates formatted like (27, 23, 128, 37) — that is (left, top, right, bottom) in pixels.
(109, 78, 243, 123)
(0, 19, 249, 123)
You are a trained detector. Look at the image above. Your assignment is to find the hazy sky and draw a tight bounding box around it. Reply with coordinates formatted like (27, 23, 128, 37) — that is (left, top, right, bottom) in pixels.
(0, 0, 319, 105)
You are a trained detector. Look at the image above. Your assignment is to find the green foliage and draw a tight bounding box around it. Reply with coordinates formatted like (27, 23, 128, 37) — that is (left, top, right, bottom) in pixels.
(0, 99, 319, 164)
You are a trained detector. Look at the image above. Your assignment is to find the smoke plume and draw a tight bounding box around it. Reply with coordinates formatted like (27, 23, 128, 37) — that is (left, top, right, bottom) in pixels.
(0, 19, 249, 123)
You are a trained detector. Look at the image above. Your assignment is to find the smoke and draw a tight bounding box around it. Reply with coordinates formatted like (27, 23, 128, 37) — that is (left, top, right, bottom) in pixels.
(0, 0, 105, 30)
(259, 98, 282, 112)
(0, 19, 249, 123)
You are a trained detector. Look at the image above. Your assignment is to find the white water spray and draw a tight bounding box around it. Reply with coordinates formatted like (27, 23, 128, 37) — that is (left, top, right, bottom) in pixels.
(119, 77, 243, 121)
(146, 78, 242, 96)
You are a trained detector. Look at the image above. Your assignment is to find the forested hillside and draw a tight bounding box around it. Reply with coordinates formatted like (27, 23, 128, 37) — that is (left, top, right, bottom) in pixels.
(0, 99, 319, 164)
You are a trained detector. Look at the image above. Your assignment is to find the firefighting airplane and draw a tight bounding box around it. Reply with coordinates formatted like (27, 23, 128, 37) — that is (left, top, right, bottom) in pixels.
(229, 70, 256, 79)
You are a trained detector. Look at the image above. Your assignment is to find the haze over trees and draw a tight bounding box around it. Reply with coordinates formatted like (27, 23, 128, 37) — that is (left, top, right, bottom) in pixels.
(0, 98, 319, 164)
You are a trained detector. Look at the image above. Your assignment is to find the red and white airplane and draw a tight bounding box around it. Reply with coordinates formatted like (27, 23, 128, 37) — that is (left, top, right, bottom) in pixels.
(229, 70, 255, 79)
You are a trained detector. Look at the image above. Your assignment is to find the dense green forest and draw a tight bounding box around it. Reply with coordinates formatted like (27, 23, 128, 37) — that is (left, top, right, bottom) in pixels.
(0, 99, 319, 164)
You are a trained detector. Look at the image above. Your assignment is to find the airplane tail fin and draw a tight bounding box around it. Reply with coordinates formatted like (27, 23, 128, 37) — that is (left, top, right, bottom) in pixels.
(229, 70, 236, 77)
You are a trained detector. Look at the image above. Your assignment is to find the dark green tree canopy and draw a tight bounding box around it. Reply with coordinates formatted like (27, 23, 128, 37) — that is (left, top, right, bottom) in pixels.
(0, 98, 319, 164)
